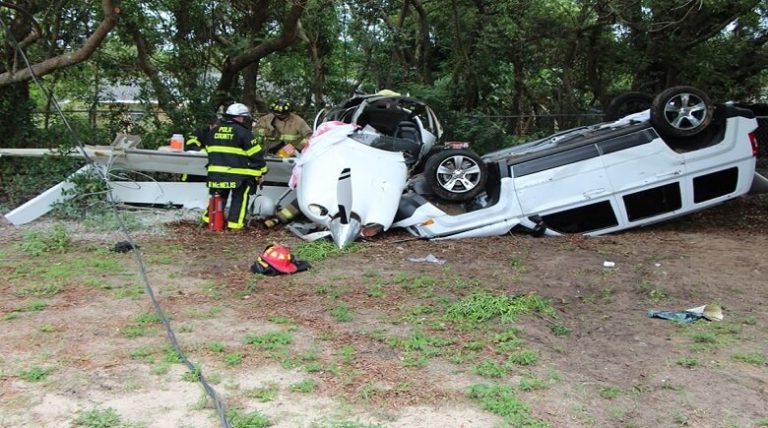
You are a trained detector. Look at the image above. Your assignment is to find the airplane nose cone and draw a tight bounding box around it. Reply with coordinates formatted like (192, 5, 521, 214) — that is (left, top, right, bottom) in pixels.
(328, 216, 361, 249)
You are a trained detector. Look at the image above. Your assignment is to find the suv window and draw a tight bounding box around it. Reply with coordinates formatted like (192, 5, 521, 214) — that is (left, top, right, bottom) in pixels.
(541, 201, 619, 233)
(693, 167, 738, 203)
(623, 182, 682, 221)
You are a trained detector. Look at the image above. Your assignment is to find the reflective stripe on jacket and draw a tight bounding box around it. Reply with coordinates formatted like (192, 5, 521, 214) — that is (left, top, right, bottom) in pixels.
(204, 120, 267, 180)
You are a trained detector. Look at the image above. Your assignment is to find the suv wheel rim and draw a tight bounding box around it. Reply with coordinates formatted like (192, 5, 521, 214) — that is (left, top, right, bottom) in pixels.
(663, 92, 708, 131)
(436, 154, 482, 193)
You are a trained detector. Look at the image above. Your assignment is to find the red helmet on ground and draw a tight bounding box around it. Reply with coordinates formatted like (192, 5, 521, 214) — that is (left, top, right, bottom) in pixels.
(260, 244, 298, 273)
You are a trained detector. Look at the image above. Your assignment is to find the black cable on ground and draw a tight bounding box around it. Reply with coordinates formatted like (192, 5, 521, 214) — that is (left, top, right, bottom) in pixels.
(0, 10, 231, 428)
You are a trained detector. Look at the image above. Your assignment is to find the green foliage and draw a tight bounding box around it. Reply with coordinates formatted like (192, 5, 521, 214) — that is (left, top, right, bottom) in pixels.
(473, 359, 509, 378)
(290, 379, 318, 393)
(731, 352, 768, 366)
(18, 366, 53, 382)
(50, 169, 109, 221)
(294, 241, 361, 262)
(330, 304, 353, 322)
(599, 386, 622, 400)
(467, 383, 549, 428)
(18, 224, 71, 256)
(676, 357, 701, 368)
(227, 408, 271, 428)
(225, 353, 243, 366)
(73, 407, 140, 428)
(208, 342, 225, 353)
(445, 293, 556, 325)
(245, 331, 293, 349)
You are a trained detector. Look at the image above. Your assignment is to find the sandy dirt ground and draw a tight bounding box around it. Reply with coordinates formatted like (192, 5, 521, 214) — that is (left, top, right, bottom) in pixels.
(1, 188, 767, 428)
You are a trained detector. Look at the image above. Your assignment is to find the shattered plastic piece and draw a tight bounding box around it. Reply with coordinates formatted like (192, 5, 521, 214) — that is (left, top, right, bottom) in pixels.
(603, 261, 615, 268)
(408, 254, 446, 265)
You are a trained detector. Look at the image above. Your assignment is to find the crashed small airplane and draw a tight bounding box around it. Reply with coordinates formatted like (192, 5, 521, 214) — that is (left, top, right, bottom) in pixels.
(3, 86, 766, 250)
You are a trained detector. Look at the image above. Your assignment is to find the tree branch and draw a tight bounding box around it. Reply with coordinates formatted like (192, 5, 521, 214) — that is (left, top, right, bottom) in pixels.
(0, 0, 119, 87)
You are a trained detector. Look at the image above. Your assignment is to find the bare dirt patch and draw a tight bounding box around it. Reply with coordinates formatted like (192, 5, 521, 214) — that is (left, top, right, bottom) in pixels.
(1, 190, 767, 428)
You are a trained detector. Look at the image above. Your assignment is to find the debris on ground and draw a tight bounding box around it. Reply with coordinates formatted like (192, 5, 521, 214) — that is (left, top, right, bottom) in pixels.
(408, 254, 446, 265)
(647, 304, 723, 323)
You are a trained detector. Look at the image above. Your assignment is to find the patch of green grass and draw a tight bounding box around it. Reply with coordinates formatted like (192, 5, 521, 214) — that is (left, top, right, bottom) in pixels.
(339, 345, 355, 364)
(162, 345, 182, 363)
(398, 274, 436, 290)
(368, 282, 384, 298)
(467, 383, 549, 427)
(130, 347, 154, 361)
(509, 255, 527, 273)
(151, 363, 171, 375)
(731, 352, 768, 366)
(294, 240, 361, 262)
(245, 331, 293, 350)
(330, 304, 353, 322)
(12, 283, 61, 297)
(692, 331, 718, 344)
(507, 349, 537, 366)
(268, 315, 295, 325)
(290, 379, 317, 393)
(181, 365, 201, 382)
(178, 324, 194, 333)
(38, 323, 55, 333)
(676, 357, 701, 368)
(225, 353, 243, 366)
(227, 408, 271, 428)
(187, 307, 222, 319)
(550, 323, 571, 336)
(247, 383, 279, 402)
(518, 370, 560, 391)
(113, 284, 144, 299)
(757, 417, 768, 427)
(208, 342, 225, 353)
(73, 406, 142, 428)
(473, 359, 509, 378)
(18, 224, 71, 256)
(2, 312, 19, 321)
(18, 366, 53, 382)
(599, 386, 622, 400)
(445, 292, 556, 325)
(22, 301, 47, 311)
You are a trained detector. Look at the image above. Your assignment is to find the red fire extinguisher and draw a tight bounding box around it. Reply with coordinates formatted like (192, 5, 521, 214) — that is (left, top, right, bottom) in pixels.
(208, 192, 226, 231)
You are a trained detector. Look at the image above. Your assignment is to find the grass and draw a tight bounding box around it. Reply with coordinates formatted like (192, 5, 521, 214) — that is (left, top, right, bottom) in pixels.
(731, 352, 768, 366)
(473, 359, 509, 378)
(208, 342, 225, 353)
(445, 292, 556, 325)
(225, 353, 243, 366)
(227, 408, 271, 428)
(467, 383, 549, 427)
(73, 406, 142, 428)
(12, 283, 61, 297)
(676, 357, 701, 368)
(245, 331, 293, 349)
(247, 383, 279, 402)
(599, 386, 622, 400)
(18, 366, 53, 382)
(290, 379, 318, 393)
(507, 349, 538, 366)
(294, 240, 361, 262)
(331, 304, 353, 322)
(18, 224, 71, 256)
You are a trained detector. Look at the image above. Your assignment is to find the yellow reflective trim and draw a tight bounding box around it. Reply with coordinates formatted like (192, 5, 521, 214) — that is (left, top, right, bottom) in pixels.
(186, 136, 202, 147)
(206, 145, 247, 155)
(278, 134, 300, 141)
(234, 184, 251, 226)
(245, 143, 263, 156)
(207, 165, 265, 177)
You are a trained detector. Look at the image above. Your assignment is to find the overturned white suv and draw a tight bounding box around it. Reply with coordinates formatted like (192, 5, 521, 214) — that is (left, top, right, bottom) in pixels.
(395, 86, 766, 239)
(297, 86, 765, 247)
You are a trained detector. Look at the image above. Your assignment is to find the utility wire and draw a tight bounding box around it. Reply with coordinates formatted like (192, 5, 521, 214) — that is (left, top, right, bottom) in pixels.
(0, 10, 231, 428)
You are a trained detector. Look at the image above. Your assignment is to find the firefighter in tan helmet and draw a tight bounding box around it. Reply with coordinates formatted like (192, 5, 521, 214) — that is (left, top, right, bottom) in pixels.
(253, 100, 312, 157)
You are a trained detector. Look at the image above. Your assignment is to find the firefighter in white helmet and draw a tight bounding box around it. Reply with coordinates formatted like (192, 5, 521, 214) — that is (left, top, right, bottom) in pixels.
(201, 102, 267, 230)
